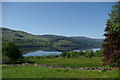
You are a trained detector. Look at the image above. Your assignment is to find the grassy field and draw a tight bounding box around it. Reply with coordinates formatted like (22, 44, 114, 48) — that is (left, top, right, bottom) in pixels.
(0, 65, 2, 79)
(2, 65, 118, 78)
(2, 57, 119, 78)
(28, 57, 104, 68)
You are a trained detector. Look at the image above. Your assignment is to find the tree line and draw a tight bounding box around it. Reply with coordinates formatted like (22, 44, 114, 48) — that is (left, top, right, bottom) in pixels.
(60, 50, 102, 58)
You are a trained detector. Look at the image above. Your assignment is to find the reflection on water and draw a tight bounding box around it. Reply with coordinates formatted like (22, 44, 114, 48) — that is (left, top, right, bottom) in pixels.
(23, 48, 100, 56)
(23, 51, 61, 56)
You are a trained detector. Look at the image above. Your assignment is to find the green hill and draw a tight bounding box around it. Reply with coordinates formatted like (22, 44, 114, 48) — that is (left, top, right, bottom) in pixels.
(38, 34, 102, 51)
(1, 27, 102, 54)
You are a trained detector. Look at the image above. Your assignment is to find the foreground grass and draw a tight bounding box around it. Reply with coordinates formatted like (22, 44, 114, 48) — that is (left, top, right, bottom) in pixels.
(2, 65, 118, 78)
(0, 65, 2, 79)
(28, 57, 104, 68)
(2, 57, 119, 78)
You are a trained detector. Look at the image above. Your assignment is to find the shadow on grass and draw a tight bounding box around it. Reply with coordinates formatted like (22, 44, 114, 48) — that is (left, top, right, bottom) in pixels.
(3, 59, 35, 65)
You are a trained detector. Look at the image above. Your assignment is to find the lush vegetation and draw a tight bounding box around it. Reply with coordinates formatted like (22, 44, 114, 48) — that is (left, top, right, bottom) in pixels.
(60, 49, 102, 58)
(102, 1, 120, 67)
(1, 27, 102, 53)
(28, 57, 103, 68)
(24, 54, 59, 59)
(2, 2, 120, 79)
(2, 57, 119, 78)
(2, 42, 23, 64)
(23, 49, 102, 60)
(1, 42, 118, 78)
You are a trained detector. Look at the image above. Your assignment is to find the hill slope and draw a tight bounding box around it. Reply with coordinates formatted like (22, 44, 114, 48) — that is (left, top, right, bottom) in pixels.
(1, 27, 102, 53)
(38, 35, 102, 49)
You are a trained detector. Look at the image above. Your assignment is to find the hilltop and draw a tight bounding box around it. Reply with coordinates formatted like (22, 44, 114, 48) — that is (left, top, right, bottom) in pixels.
(1, 27, 102, 53)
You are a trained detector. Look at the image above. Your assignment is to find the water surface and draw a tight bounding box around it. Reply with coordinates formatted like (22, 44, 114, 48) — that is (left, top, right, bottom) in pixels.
(23, 51, 61, 56)
(23, 48, 101, 56)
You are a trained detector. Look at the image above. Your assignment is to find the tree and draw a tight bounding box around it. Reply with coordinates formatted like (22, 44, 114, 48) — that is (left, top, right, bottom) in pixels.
(69, 51, 78, 58)
(88, 50, 94, 58)
(78, 51, 84, 56)
(60, 52, 67, 58)
(2, 53, 11, 64)
(84, 50, 90, 57)
(94, 49, 102, 57)
(102, 1, 120, 67)
(2, 42, 23, 63)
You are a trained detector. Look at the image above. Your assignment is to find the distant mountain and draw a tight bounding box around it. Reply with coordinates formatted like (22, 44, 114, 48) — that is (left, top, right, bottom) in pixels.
(38, 34, 102, 44)
(38, 34, 102, 49)
(1, 27, 102, 53)
(70, 36, 102, 43)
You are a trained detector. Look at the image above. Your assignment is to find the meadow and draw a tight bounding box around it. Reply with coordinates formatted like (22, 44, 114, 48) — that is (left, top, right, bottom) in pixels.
(2, 65, 118, 78)
(28, 57, 104, 68)
(2, 57, 119, 79)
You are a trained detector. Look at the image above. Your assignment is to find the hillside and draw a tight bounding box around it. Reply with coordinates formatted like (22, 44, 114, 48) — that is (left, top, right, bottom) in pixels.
(1, 27, 102, 53)
(38, 35, 102, 49)
(1, 27, 51, 53)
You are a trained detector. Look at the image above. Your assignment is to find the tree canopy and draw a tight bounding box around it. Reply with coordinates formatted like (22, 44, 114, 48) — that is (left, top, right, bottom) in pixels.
(2, 42, 23, 63)
(108, 2, 120, 32)
(103, 1, 120, 67)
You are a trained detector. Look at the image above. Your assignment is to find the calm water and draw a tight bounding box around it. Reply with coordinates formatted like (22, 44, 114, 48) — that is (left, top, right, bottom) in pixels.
(23, 48, 101, 56)
(23, 51, 61, 56)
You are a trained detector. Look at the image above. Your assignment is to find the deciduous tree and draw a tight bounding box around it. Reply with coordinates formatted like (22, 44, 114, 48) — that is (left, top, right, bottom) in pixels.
(2, 42, 23, 63)
(102, 1, 120, 67)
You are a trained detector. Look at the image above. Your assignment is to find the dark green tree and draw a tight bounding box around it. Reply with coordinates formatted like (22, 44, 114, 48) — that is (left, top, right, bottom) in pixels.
(102, 1, 120, 67)
(2, 42, 23, 63)
(78, 51, 84, 56)
(60, 52, 67, 58)
(88, 50, 94, 58)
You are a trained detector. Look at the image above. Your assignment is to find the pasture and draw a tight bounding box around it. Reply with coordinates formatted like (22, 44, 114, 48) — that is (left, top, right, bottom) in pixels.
(2, 57, 119, 78)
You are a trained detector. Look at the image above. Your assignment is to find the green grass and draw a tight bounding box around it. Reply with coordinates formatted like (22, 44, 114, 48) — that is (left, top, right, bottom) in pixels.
(2, 57, 119, 78)
(2, 65, 118, 78)
(28, 57, 104, 68)
(0, 65, 2, 79)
